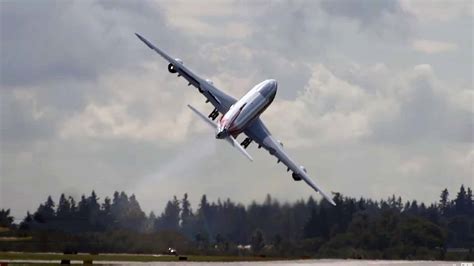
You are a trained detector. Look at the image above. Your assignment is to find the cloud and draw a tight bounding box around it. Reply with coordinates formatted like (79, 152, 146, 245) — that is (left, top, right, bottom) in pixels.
(58, 64, 196, 143)
(400, 0, 473, 22)
(320, 0, 413, 37)
(412, 39, 458, 54)
(1, 0, 472, 220)
(0, 1, 175, 87)
(262, 62, 472, 148)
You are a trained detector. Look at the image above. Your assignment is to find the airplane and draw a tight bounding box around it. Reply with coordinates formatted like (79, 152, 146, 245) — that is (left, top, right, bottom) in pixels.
(135, 33, 336, 206)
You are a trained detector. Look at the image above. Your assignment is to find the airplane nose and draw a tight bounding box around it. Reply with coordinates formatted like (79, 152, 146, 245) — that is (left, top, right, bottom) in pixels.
(267, 79, 277, 89)
(260, 79, 277, 98)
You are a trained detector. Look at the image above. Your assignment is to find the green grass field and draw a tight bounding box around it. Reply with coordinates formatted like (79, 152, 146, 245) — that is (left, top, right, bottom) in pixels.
(0, 251, 275, 263)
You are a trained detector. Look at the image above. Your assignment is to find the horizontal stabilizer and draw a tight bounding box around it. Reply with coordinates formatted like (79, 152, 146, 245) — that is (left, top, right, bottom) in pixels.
(187, 104, 253, 162)
(187, 104, 216, 128)
(226, 136, 253, 162)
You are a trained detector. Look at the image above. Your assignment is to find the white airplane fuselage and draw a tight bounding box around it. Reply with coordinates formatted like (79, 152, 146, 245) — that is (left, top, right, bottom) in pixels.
(216, 79, 277, 139)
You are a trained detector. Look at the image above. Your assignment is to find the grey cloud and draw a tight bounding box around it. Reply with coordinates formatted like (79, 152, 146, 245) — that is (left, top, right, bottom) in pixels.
(321, 0, 399, 23)
(1, 0, 471, 221)
(0, 90, 58, 144)
(246, 1, 331, 59)
(321, 62, 471, 144)
(0, 136, 179, 219)
(0, 1, 173, 87)
(370, 73, 472, 143)
(320, 0, 413, 37)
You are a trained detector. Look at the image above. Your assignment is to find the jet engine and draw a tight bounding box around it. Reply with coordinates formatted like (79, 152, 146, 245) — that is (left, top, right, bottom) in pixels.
(168, 63, 177, 73)
(291, 166, 307, 181)
(168, 59, 183, 73)
(292, 172, 301, 181)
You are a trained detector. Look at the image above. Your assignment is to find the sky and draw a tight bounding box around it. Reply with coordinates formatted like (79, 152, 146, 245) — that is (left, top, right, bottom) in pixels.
(1, 0, 472, 221)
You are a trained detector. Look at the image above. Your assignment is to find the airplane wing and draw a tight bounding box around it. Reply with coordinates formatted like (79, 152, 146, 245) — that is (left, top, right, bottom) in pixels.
(244, 119, 336, 206)
(135, 33, 237, 114)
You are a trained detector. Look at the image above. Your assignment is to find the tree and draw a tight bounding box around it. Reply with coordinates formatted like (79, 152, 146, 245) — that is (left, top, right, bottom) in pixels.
(156, 196, 180, 231)
(0, 209, 14, 227)
(19, 212, 33, 230)
(34, 196, 55, 223)
(181, 193, 193, 236)
(196, 194, 211, 238)
(9, 188, 474, 256)
(56, 193, 71, 219)
(126, 194, 146, 231)
(69, 196, 77, 214)
(467, 187, 473, 214)
(100, 196, 113, 230)
(439, 188, 449, 215)
(455, 185, 468, 215)
(251, 229, 265, 253)
(86, 190, 101, 229)
(76, 194, 89, 229)
(88, 191, 101, 214)
(397, 216, 446, 249)
(303, 208, 319, 238)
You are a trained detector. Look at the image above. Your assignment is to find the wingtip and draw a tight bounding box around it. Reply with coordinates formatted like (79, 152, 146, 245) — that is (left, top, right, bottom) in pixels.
(325, 194, 337, 206)
(135, 33, 155, 50)
(327, 194, 337, 206)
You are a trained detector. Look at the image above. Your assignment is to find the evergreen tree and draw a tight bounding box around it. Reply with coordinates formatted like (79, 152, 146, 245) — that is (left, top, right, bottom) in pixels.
(56, 193, 71, 219)
(156, 196, 180, 231)
(126, 194, 146, 231)
(100, 196, 113, 229)
(19, 211, 33, 230)
(77, 194, 89, 228)
(8, 188, 473, 256)
(181, 193, 193, 236)
(0, 209, 14, 227)
(439, 188, 449, 215)
(455, 185, 467, 215)
(467, 187, 473, 214)
(196, 194, 211, 237)
(251, 229, 265, 253)
(34, 196, 55, 223)
(69, 196, 77, 214)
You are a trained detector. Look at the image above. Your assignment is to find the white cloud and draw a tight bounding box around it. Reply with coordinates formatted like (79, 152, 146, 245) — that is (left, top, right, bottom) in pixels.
(412, 39, 458, 54)
(401, 0, 473, 22)
(162, 1, 252, 39)
(398, 156, 427, 175)
(58, 63, 209, 143)
(263, 64, 378, 148)
(1, 0, 472, 220)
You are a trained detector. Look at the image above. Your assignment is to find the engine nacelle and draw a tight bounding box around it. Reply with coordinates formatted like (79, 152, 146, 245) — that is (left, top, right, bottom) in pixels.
(292, 166, 307, 181)
(292, 172, 302, 181)
(168, 63, 177, 73)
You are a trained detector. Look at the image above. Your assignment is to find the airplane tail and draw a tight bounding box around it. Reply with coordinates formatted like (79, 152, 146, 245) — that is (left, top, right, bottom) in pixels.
(187, 104, 253, 161)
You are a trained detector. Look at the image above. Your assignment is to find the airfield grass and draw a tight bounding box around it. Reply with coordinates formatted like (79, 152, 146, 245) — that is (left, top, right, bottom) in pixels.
(0, 251, 275, 262)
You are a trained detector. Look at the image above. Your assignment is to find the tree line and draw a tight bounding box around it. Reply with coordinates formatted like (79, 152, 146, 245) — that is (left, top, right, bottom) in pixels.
(0, 185, 472, 260)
